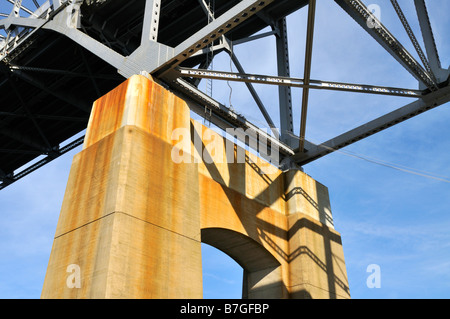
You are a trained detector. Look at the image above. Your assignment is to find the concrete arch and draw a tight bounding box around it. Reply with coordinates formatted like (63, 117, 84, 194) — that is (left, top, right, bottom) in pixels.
(201, 227, 286, 299)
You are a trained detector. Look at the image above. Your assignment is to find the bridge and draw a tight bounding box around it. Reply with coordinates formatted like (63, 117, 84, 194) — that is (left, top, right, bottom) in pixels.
(0, 0, 448, 190)
(0, 0, 449, 299)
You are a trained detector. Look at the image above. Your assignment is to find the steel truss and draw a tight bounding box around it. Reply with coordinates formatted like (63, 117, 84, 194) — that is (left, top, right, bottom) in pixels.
(0, 0, 449, 189)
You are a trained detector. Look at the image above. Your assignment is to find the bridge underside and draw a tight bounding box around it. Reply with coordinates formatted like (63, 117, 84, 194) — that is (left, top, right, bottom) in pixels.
(0, 0, 307, 187)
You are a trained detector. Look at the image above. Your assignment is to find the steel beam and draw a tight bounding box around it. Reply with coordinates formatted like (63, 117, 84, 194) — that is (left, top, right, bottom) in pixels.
(7, 74, 52, 149)
(0, 148, 43, 155)
(0, 0, 447, 188)
(0, 3, 57, 62)
(198, 0, 215, 21)
(299, 0, 316, 152)
(0, 169, 11, 183)
(43, 20, 131, 75)
(275, 17, 294, 148)
(0, 16, 46, 29)
(10, 69, 91, 113)
(7, 0, 33, 16)
(79, 47, 101, 97)
(292, 84, 450, 165)
(232, 30, 277, 46)
(31, 0, 275, 80)
(0, 135, 85, 190)
(33, 0, 52, 18)
(154, 0, 275, 77)
(335, 0, 436, 90)
(414, 0, 449, 82)
(0, 111, 87, 122)
(141, 0, 161, 43)
(51, 0, 64, 11)
(81, 9, 135, 56)
(173, 77, 294, 159)
(0, 119, 48, 152)
(190, 41, 227, 58)
(390, 0, 437, 86)
(177, 67, 424, 98)
(229, 51, 279, 138)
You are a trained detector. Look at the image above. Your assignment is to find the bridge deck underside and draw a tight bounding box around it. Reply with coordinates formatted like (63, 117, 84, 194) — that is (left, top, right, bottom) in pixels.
(0, 0, 307, 181)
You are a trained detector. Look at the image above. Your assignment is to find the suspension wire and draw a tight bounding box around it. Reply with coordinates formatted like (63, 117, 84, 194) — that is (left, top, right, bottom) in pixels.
(287, 132, 450, 183)
(334, 147, 450, 183)
(227, 37, 234, 111)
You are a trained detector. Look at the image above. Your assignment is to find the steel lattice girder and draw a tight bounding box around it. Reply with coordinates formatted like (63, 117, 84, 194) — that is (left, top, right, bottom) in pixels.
(291, 84, 450, 166)
(0, 0, 449, 189)
(334, 0, 439, 90)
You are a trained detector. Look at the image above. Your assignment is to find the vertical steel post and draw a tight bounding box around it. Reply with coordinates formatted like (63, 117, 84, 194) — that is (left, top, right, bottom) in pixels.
(414, 0, 446, 82)
(141, 0, 161, 43)
(299, 0, 316, 152)
(275, 17, 294, 147)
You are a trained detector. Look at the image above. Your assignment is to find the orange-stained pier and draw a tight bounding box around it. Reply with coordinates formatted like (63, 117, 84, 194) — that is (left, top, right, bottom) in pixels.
(41, 75, 350, 299)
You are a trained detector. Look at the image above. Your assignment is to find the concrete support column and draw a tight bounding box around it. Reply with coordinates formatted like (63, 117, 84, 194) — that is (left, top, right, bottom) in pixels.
(41, 75, 203, 298)
(284, 169, 350, 299)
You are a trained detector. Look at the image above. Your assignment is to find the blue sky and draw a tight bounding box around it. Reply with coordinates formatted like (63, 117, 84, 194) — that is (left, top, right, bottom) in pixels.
(1, 0, 450, 299)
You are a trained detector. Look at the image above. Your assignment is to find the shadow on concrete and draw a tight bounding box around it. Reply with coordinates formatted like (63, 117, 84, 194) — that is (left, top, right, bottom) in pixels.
(192, 122, 349, 298)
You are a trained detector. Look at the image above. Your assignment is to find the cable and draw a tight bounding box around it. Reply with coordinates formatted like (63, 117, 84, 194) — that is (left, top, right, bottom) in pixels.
(287, 132, 450, 183)
(334, 147, 450, 183)
(227, 38, 234, 111)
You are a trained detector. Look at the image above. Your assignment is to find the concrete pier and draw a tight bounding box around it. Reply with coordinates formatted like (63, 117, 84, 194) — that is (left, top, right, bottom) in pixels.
(41, 75, 350, 299)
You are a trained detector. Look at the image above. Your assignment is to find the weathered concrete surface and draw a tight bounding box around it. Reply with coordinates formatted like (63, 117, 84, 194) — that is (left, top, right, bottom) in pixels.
(41, 75, 350, 299)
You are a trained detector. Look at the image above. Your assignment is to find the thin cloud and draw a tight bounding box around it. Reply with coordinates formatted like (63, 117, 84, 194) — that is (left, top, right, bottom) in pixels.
(203, 272, 238, 285)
